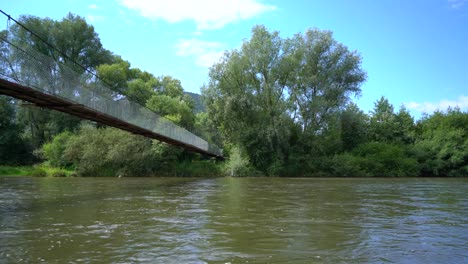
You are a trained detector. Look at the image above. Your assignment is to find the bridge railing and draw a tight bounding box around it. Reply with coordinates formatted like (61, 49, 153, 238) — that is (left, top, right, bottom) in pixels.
(0, 33, 223, 157)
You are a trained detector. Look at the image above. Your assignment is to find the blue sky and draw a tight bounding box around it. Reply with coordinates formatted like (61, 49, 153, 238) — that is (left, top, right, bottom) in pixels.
(2, 0, 468, 118)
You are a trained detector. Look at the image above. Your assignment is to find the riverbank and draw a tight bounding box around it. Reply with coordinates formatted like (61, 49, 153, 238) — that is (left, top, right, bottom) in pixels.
(0, 165, 74, 177)
(0, 161, 223, 177)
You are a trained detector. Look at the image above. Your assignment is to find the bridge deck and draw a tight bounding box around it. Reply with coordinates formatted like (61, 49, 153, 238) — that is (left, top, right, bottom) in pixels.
(0, 78, 222, 159)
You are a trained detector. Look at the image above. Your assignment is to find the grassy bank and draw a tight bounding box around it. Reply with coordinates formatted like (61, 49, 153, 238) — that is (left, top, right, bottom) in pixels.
(0, 166, 35, 177)
(0, 165, 75, 177)
(0, 161, 223, 177)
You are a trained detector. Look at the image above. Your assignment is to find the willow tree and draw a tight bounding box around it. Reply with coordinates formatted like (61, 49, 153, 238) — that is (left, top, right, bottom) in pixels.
(287, 29, 367, 134)
(203, 25, 293, 174)
(203, 25, 366, 175)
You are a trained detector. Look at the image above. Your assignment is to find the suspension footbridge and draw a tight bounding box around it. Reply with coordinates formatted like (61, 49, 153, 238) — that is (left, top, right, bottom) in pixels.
(0, 11, 223, 159)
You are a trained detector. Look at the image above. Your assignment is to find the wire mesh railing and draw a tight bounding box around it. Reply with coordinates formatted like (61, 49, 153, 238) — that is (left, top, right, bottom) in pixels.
(0, 27, 223, 157)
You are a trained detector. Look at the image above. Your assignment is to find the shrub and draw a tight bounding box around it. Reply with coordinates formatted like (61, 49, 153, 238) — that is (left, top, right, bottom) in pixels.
(51, 171, 67, 177)
(350, 142, 419, 177)
(41, 131, 74, 168)
(31, 167, 47, 177)
(224, 146, 254, 176)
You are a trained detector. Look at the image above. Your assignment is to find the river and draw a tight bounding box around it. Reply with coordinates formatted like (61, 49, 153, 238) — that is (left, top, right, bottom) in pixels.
(0, 177, 467, 263)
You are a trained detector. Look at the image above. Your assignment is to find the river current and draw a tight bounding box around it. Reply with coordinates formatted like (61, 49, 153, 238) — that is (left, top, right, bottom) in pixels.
(1, 177, 467, 263)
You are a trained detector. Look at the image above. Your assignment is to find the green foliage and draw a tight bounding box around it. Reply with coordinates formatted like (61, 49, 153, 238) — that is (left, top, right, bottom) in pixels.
(96, 56, 196, 128)
(3, 13, 468, 178)
(0, 164, 74, 178)
(63, 125, 159, 176)
(156, 75, 185, 98)
(36, 125, 223, 177)
(394, 106, 416, 144)
(97, 58, 132, 93)
(340, 103, 369, 151)
(0, 96, 34, 165)
(40, 131, 73, 168)
(203, 25, 293, 173)
(52, 13, 113, 70)
(287, 28, 367, 133)
(332, 142, 419, 177)
(194, 112, 223, 147)
(0, 166, 35, 177)
(2, 12, 204, 174)
(185, 92, 205, 114)
(354, 142, 419, 177)
(146, 94, 194, 127)
(5, 13, 113, 149)
(31, 167, 47, 177)
(31, 166, 47, 177)
(414, 109, 468, 177)
(35, 163, 74, 177)
(369, 97, 397, 143)
(330, 153, 366, 177)
(224, 146, 252, 176)
(203, 25, 366, 175)
(369, 97, 415, 145)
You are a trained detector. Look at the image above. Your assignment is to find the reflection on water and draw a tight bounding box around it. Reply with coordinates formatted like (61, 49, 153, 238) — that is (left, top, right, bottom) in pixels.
(0, 177, 467, 263)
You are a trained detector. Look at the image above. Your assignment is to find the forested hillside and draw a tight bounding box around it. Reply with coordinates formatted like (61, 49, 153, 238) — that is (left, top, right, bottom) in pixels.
(203, 26, 467, 177)
(185, 92, 205, 114)
(1, 14, 466, 177)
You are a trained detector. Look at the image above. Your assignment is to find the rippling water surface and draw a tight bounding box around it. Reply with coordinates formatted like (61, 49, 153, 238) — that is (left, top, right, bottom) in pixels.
(1, 177, 467, 263)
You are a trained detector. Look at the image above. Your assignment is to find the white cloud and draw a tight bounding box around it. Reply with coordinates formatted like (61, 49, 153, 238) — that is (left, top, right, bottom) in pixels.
(406, 95, 468, 113)
(87, 15, 104, 23)
(175, 38, 224, 67)
(117, 0, 276, 30)
(88, 4, 98, 9)
(448, 0, 468, 9)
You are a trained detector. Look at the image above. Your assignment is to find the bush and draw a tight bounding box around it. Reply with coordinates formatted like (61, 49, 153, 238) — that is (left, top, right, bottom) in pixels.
(224, 146, 253, 176)
(51, 171, 67, 177)
(41, 131, 74, 168)
(331, 142, 419, 177)
(330, 153, 367, 177)
(31, 167, 47, 177)
(353, 142, 419, 177)
(64, 126, 161, 177)
(0, 166, 35, 176)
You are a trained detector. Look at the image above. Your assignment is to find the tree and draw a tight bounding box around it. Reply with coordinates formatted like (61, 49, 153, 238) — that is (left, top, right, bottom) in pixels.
(203, 25, 293, 174)
(332, 142, 419, 177)
(53, 13, 113, 71)
(194, 112, 223, 148)
(224, 146, 251, 176)
(340, 103, 369, 151)
(4, 14, 113, 148)
(394, 105, 415, 145)
(96, 57, 132, 94)
(414, 109, 468, 176)
(369, 97, 415, 145)
(203, 25, 366, 174)
(146, 94, 194, 127)
(287, 28, 367, 134)
(0, 96, 34, 165)
(97, 57, 198, 162)
(369, 96, 396, 143)
(62, 125, 159, 176)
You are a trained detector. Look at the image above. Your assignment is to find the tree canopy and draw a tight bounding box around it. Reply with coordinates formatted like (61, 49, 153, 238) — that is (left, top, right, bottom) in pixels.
(0, 13, 467, 178)
(203, 25, 366, 175)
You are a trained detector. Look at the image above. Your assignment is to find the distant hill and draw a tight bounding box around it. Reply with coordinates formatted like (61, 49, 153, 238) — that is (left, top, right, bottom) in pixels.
(184, 92, 205, 114)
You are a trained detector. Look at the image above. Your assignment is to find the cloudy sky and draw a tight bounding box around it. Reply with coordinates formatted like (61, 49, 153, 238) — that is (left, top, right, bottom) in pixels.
(2, 0, 468, 117)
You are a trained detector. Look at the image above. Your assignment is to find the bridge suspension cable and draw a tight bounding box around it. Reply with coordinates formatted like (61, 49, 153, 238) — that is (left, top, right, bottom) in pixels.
(0, 10, 223, 158)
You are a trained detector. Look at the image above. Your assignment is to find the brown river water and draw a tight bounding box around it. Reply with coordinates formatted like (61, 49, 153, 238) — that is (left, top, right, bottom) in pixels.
(1, 177, 467, 263)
